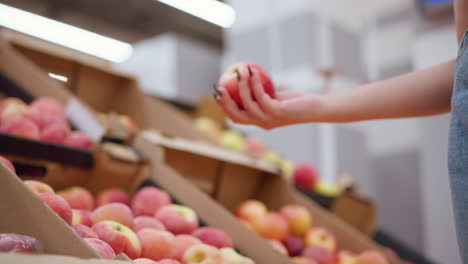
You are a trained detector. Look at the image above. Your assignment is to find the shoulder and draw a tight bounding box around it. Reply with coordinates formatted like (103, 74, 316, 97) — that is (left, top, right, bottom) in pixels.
(455, 0, 468, 42)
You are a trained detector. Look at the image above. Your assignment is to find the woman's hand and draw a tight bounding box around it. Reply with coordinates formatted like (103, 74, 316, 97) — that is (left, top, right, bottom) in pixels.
(216, 70, 325, 129)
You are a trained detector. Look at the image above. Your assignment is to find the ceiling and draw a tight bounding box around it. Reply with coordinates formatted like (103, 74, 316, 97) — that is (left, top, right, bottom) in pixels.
(0, 0, 224, 48)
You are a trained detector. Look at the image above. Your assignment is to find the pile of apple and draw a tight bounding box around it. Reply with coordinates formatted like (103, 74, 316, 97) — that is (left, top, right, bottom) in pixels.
(0, 156, 253, 264)
(234, 200, 389, 264)
(0, 97, 93, 149)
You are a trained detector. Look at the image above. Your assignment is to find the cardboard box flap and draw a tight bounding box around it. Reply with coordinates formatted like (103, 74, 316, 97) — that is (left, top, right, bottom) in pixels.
(0, 253, 131, 264)
(141, 130, 278, 174)
(0, 164, 99, 258)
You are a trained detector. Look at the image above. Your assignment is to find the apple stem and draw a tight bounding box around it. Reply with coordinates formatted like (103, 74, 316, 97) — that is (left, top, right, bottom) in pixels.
(247, 66, 253, 77)
(235, 69, 241, 81)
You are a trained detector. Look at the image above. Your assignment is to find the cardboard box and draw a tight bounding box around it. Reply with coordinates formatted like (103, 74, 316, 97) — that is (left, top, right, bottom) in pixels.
(0, 30, 213, 144)
(0, 122, 148, 193)
(134, 132, 401, 264)
(139, 130, 278, 196)
(0, 253, 130, 264)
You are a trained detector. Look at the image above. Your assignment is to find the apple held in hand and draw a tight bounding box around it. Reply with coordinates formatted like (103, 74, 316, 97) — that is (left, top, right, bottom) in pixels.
(92, 220, 141, 259)
(156, 205, 199, 235)
(218, 62, 275, 109)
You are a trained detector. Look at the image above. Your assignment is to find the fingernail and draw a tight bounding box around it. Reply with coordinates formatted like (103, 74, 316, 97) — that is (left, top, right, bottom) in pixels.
(235, 69, 241, 81)
(248, 66, 253, 77)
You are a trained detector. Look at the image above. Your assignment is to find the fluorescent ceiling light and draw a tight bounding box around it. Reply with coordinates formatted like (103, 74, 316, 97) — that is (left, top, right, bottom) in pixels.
(157, 0, 236, 28)
(48, 73, 68, 82)
(0, 4, 133, 63)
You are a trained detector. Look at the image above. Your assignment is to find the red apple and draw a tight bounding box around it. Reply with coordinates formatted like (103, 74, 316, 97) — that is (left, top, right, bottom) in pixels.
(0, 118, 40, 139)
(292, 257, 319, 264)
(280, 205, 312, 237)
(73, 224, 98, 239)
(156, 205, 199, 235)
(218, 62, 275, 109)
(30, 97, 65, 118)
(91, 203, 134, 229)
(283, 235, 304, 257)
(173, 235, 202, 261)
(253, 212, 289, 241)
(302, 246, 338, 264)
(134, 216, 166, 232)
(131, 187, 172, 217)
(84, 238, 116, 259)
(92, 220, 141, 259)
(159, 259, 182, 264)
(38, 192, 72, 225)
(0, 98, 27, 124)
(182, 244, 222, 264)
(234, 200, 267, 226)
(133, 258, 159, 264)
(0, 233, 43, 253)
(356, 251, 388, 264)
(64, 132, 94, 149)
(0, 156, 15, 174)
(40, 123, 70, 144)
(293, 163, 318, 190)
(72, 209, 92, 226)
(191, 227, 233, 249)
(23, 180, 54, 194)
(220, 248, 255, 264)
(304, 227, 337, 253)
(57, 186, 95, 211)
(96, 188, 130, 207)
(337, 251, 357, 264)
(137, 229, 176, 261)
(269, 240, 288, 256)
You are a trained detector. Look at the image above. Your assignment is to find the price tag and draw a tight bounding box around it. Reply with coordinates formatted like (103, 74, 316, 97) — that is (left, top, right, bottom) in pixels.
(65, 99, 104, 141)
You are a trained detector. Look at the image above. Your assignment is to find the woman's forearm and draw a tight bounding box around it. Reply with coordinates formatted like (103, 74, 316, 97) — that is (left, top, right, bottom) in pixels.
(315, 60, 455, 122)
